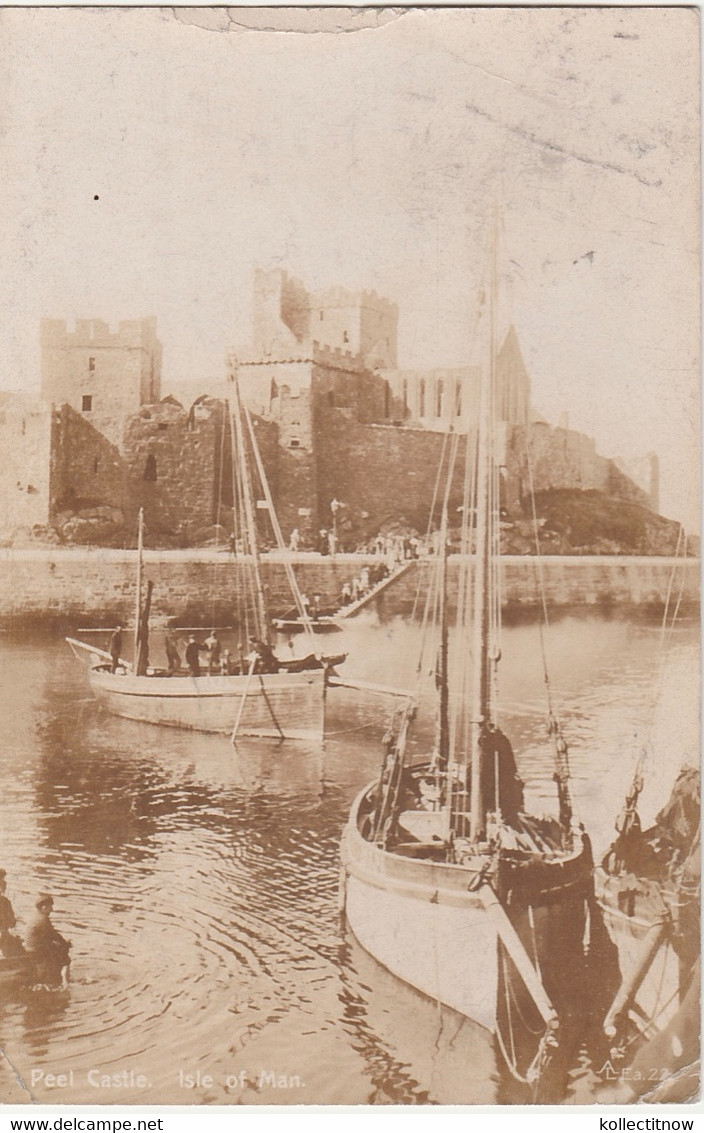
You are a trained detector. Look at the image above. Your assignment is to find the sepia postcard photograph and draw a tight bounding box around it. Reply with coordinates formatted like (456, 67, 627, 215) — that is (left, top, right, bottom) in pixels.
(0, 3, 700, 1111)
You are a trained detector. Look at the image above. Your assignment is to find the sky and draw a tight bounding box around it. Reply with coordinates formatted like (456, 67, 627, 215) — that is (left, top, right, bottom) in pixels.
(0, 6, 699, 529)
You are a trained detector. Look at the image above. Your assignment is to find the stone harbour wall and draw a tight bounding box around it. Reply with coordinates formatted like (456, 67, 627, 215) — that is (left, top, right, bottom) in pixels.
(0, 549, 697, 630)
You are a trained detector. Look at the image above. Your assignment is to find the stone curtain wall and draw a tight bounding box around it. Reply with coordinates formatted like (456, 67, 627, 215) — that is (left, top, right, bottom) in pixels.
(51, 405, 127, 516)
(504, 423, 651, 514)
(0, 550, 697, 629)
(311, 350, 389, 423)
(0, 399, 53, 534)
(313, 411, 464, 543)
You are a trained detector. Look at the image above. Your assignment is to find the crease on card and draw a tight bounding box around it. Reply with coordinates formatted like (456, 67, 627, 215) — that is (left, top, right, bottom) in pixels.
(0, 1045, 39, 1104)
(171, 8, 406, 35)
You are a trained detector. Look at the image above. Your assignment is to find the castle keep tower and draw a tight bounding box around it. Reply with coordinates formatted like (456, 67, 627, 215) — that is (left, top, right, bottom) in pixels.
(41, 317, 162, 444)
(250, 269, 398, 369)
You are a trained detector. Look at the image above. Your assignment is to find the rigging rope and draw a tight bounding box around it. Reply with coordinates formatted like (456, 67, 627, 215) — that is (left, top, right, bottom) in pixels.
(621, 524, 691, 825)
(209, 402, 229, 631)
(241, 399, 317, 654)
(523, 431, 573, 827)
(228, 402, 254, 650)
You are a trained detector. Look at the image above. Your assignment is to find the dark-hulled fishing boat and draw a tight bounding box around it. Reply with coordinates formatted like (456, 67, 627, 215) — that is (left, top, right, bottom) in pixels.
(340, 224, 594, 1087)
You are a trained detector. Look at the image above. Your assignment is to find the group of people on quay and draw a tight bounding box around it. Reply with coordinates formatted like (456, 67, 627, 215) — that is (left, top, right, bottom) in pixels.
(0, 872, 71, 989)
(286, 526, 428, 562)
(335, 534, 427, 608)
(338, 561, 391, 608)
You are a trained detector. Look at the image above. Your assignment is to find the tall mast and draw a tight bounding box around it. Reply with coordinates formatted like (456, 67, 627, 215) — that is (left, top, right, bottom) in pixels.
(242, 399, 318, 655)
(435, 501, 450, 768)
(469, 223, 498, 843)
(133, 506, 144, 670)
(228, 358, 269, 643)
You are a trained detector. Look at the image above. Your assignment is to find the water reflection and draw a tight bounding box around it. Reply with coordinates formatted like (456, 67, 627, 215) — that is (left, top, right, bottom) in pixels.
(0, 613, 697, 1105)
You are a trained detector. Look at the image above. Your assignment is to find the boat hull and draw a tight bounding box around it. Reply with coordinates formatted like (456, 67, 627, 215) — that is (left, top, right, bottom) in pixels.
(273, 617, 341, 634)
(594, 867, 682, 1039)
(340, 783, 592, 1039)
(86, 667, 326, 739)
(342, 841, 499, 1031)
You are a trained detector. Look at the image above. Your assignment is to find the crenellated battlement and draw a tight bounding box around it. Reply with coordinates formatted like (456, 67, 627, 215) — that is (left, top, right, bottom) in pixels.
(40, 315, 163, 431)
(311, 284, 398, 314)
(311, 341, 366, 370)
(252, 267, 398, 369)
(41, 316, 160, 350)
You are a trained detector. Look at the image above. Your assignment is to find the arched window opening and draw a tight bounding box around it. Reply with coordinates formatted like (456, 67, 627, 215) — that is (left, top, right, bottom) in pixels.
(143, 454, 157, 482)
(455, 379, 462, 416)
(436, 379, 444, 418)
(418, 379, 425, 417)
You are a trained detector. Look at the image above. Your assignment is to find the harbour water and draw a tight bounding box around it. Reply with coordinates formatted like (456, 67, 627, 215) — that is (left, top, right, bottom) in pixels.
(0, 610, 698, 1106)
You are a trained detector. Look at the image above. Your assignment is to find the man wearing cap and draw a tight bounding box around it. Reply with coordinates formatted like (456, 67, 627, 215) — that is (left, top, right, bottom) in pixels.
(164, 624, 182, 675)
(248, 638, 279, 674)
(185, 635, 205, 677)
(109, 625, 123, 673)
(0, 871, 24, 958)
(26, 894, 71, 988)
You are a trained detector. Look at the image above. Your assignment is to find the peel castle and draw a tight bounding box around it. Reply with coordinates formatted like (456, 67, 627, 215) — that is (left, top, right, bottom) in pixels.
(0, 269, 666, 552)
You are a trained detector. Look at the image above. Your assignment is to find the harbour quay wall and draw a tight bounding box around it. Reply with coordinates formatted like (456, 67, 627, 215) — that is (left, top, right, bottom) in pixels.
(0, 549, 697, 630)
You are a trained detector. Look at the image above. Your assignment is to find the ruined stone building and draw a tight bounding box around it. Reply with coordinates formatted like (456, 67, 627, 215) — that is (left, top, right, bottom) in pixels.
(0, 317, 229, 546)
(230, 269, 537, 541)
(0, 269, 667, 550)
(231, 269, 653, 546)
(382, 326, 531, 429)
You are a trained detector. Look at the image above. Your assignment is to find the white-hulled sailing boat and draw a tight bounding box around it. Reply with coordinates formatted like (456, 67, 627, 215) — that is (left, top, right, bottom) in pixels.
(67, 360, 342, 740)
(339, 228, 594, 1086)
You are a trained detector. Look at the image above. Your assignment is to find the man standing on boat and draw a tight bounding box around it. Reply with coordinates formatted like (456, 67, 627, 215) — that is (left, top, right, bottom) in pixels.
(205, 630, 221, 675)
(108, 625, 123, 673)
(26, 894, 71, 988)
(164, 624, 182, 674)
(185, 635, 205, 677)
(479, 724, 525, 827)
(248, 638, 279, 674)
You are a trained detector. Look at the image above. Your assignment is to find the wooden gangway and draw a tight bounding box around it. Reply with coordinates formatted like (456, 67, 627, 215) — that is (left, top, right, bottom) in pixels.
(336, 559, 417, 619)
